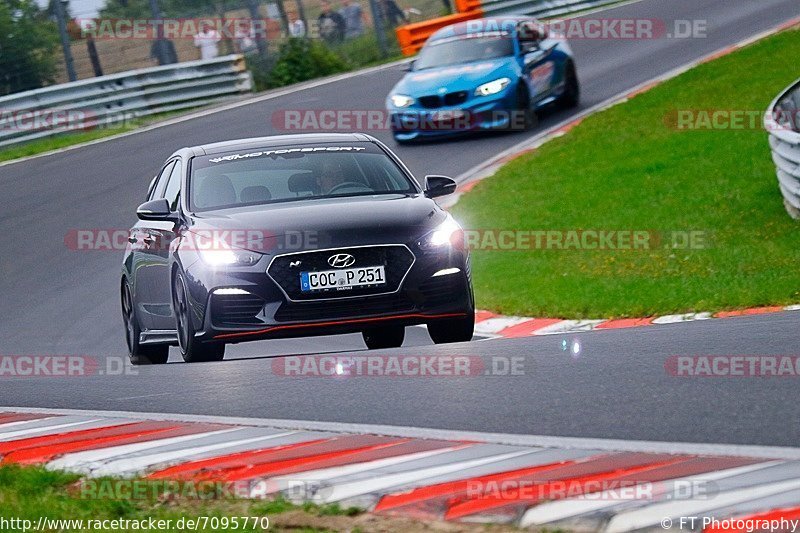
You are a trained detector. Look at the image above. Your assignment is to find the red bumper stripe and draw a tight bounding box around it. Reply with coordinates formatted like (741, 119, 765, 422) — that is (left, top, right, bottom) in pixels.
(214, 312, 467, 340)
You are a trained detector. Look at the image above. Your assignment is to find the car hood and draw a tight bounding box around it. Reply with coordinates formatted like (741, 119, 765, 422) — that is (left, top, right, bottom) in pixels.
(391, 58, 516, 98)
(187, 194, 446, 254)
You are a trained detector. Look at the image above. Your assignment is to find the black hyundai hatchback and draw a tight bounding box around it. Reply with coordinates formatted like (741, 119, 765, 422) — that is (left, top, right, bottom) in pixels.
(121, 133, 475, 364)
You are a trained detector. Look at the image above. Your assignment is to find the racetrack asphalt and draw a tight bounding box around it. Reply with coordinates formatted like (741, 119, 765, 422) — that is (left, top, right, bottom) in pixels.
(0, 0, 798, 446)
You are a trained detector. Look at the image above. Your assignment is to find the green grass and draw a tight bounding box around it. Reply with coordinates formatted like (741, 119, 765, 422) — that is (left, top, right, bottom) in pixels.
(0, 112, 182, 163)
(452, 28, 800, 318)
(0, 463, 361, 532)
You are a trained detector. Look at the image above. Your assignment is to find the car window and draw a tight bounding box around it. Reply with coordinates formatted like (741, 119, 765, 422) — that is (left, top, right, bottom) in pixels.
(162, 159, 183, 211)
(149, 161, 176, 201)
(415, 34, 514, 70)
(189, 143, 417, 212)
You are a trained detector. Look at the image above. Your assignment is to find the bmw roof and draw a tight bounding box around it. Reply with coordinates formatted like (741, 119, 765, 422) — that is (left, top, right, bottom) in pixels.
(429, 16, 534, 41)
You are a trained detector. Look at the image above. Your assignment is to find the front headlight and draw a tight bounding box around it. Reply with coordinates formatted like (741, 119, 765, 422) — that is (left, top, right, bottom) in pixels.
(475, 77, 511, 96)
(198, 249, 261, 267)
(391, 94, 415, 108)
(419, 215, 464, 250)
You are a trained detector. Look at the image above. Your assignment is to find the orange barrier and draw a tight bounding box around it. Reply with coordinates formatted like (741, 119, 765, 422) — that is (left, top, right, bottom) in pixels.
(454, 0, 483, 13)
(395, 9, 484, 56)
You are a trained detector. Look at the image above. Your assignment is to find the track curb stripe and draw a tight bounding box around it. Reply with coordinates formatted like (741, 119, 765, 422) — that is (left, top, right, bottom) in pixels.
(473, 305, 800, 339)
(0, 409, 798, 530)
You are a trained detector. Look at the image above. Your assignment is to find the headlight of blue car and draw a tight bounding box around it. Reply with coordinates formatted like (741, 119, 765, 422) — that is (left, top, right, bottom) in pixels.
(475, 77, 511, 97)
(391, 94, 415, 108)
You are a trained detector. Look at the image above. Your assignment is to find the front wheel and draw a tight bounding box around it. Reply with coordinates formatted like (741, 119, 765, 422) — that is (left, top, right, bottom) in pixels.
(362, 325, 405, 349)
(560, 61, 580, 108)
(173, 271, 225, 363)
(428, 313, 475, 344)
(122, 282, 169, 365)
(511, 83, 536, 131)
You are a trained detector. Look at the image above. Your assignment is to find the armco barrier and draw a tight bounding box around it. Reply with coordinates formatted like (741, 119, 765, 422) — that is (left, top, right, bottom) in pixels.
(765, 77, 800, 218)
(0, 54, 252, 149)
(397, 0, 624, 55)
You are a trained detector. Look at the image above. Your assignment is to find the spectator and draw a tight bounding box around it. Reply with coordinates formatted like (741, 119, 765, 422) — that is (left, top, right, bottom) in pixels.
(381, 0, 408, 27)
(287, 11, 306, 37)
(318, 0, 345, 43)
(193, 25, 222, 60)
(235, 20, 257, 55)
(340, 0, 364, 39)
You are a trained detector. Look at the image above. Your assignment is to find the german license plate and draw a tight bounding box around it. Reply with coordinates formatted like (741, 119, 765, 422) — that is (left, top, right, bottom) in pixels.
(300, 266, 386, 292)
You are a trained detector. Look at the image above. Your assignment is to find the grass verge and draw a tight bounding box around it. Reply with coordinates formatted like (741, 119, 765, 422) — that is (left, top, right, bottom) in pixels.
(0, 464, 521, 532)
(0, 112, 187, 164)
(452, 27, 800, 318)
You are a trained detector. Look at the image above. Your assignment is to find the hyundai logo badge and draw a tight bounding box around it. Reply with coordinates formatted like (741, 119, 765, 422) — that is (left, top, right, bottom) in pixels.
(328, 253, 355, 268)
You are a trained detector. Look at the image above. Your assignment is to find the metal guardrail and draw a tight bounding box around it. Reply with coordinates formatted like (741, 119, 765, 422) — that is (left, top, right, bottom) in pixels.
(765, 77, 800, 218)
(0, 55, 253, 149)
(398, 0, 627, 55)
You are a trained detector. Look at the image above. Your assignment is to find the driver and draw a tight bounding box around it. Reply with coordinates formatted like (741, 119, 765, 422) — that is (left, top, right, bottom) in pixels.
(316, 159, 349, 195)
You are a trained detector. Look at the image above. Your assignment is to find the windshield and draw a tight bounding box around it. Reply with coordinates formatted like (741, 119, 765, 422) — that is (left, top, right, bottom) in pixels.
(189, 143, 417, 212)
(415, 34, 514, 70)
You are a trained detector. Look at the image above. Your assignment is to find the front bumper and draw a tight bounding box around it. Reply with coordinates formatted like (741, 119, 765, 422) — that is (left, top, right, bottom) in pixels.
(389, 90, 518, 141)
(180, 244, 474, 344)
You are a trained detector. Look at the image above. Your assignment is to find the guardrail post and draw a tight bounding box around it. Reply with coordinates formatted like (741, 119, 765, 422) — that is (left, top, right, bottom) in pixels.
(54, 0, 77, 82)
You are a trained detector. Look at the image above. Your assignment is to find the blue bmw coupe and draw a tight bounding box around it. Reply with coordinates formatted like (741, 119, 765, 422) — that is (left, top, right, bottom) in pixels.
(387, 16, 579, 143)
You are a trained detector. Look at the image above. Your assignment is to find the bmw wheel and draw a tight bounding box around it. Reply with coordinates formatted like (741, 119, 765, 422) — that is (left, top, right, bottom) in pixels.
(362, 325, 405, 349)
(560, 61, 580, 108)
(122, 282, 169, 365)
(513, 83, 536, 130)
(173, 271, 225, 363)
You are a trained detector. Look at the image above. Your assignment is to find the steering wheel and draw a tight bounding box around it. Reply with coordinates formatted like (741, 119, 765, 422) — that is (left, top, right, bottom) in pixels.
(327, 182, 372, 195)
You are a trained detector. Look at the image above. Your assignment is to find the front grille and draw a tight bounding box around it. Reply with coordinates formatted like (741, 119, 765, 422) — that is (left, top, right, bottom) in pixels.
(418, 92, 468, 109)
(268, 246, 415, 301)
(419, 274, 463, 308)
(444, 91, 468, 106)
(211, 293, 265, 327)
(418, 95, 441, 109)
(275, 293, 415, 322)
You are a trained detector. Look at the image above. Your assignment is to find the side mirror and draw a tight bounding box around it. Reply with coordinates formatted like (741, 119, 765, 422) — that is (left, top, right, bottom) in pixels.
(137, 198, 178, 221)
(424, 175, 457, 198)
(403, 60, 415, 72)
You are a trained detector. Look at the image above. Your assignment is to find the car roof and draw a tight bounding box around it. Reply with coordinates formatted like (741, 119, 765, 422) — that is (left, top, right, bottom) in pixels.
(430, 16, 532, 41)
(178, 133, 376, 157)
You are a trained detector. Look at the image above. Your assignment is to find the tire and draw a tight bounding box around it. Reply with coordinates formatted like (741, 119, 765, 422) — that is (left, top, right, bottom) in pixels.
(172, 271, 225, 363)
(362, 325, 405, 349)
(511, 83, 536, 131)
(560, 61, 580, 108)
(428, 313, 475, 344)
(122, 282, 169, 365)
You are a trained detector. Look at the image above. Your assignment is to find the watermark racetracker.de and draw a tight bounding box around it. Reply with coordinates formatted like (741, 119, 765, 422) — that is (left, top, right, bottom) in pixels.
(0, 355, 136, 378)
(272, 355, 527, 377)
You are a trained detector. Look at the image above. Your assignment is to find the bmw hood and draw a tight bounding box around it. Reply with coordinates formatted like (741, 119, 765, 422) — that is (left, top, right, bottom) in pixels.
(187, 194, 447, 254)
(391, 58, 516, 99)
